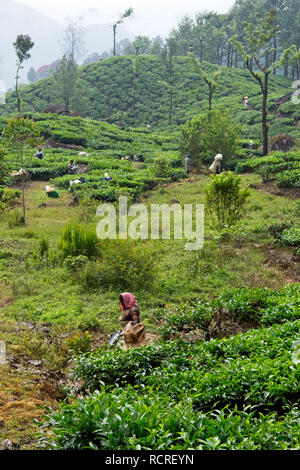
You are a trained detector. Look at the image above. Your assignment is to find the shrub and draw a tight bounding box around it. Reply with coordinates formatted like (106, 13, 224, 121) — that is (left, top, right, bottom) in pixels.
(63, 255, 89, 272)
(67, 331, 92, 355)
(78, 240, 155, 292)
(280, 228, 300, 247)
(39, 238, 49, 257)
(58, 221, 99, 259)
(205, 172, 250, 229)
(0, 187, 21, 212)
(7, 209, 24, 227)
(267, 221, 293, 241)
(179, 107, 240, 168)
(152, 155, 170, 177)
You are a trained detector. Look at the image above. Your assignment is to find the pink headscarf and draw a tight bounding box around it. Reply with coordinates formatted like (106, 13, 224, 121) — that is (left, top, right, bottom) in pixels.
(120, 292, 138, 311)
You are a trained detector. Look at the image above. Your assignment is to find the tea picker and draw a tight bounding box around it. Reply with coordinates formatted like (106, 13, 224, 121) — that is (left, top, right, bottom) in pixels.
(108, 293, 146, 349)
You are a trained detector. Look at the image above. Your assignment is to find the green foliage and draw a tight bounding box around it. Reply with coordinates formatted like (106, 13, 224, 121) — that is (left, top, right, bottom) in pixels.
(1, 113, 186, 204)
(78, 240, 155, 292)
(235, 151, 300, 189)
(63, 255, 89, 272)
(13, 34, 34, 112)
(2, 116, 43, 223)
(7, 209, 24, 228)
(39, 238, 49, 257)
(154, 300, 213, 340)
(40, 316, 300, 449)
(267, 221, 292, 240)
(179, 107, 240, 167)
(1, 56, 295, 134)
(205, 172, 250, 229)
(51, 54, 79, 111)
(0, 144, 8, 184)
(58, 221, 99, 259)
(216, 284, 300, 326)
(189, 53, 221, 109)
(40, 392, 300, 450)
(67, 331, 92, 355)
(0, 186, 21, 212)
(280, 228, 300, 247)
(72, 285, 300, 391)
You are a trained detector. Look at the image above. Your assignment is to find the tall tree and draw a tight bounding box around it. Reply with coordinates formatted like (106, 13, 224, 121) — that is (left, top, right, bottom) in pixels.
(27, 67, 37, 83)
(60, 20, 86, 63)
(113, 8, 134, 57)
(51, 54, 79, 112)
(160, 39, 177, 125)
(13, 35, 34, 112)
(3, 117, 42, 224)
(231, 8, 295, 155)
(189, 53, 221, 110)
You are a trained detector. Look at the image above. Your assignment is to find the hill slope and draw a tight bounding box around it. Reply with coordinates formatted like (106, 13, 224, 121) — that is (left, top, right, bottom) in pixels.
(1, 56, 298, 139)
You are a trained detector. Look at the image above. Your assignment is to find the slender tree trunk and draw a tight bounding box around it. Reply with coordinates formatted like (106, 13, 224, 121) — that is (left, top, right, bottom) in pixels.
(262, 72, 269, 156)
(21, 145, 25, 223)
(200, 39, 203, 63)
(168, 88, 173, 125)
(15, 63, 21, 113)
(132, 59, 137, 110)
(113, 25, 117, 56)
(227, 43, 231, 68)
(208, 86, 212, 111)
(273, 36, 277, 75)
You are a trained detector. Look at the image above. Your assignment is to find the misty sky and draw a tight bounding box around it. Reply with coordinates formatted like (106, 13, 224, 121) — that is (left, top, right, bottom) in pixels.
(16, 0, 235, 36)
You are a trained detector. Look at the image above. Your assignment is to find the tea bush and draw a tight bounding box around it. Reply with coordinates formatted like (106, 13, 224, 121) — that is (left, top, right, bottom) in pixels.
(40, 390, 300, 450)
(280, 228, 300, 247)
(41, 319, 300, 449)
(73, 312, 299, 393)
(235, 151, 300, 189)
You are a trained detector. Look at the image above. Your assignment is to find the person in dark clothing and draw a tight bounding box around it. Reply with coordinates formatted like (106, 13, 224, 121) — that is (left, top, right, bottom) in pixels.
(35, 148, 44, 159)
(185, 154, 192, 174)
(68, 160, 78, 174)
(119, 292, 140, 327)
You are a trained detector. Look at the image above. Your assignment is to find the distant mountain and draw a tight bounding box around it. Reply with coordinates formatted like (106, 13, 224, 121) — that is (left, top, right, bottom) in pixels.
(0, 0, 133, 89)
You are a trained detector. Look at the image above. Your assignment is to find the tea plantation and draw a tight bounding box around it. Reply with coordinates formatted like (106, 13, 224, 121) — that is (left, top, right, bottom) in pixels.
(1, 56, 298, 138)
(0, 55, 299, 452)
(42, 289, 300, 450)
(0, 113, 186, 203)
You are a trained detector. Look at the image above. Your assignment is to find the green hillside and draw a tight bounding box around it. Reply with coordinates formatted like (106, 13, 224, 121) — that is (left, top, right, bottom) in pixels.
(2, 56, 298, 139)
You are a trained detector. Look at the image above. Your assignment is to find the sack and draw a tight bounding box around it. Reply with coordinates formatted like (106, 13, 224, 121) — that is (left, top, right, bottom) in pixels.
(209, 162, 216, 173)
(122, 322, 146, 349)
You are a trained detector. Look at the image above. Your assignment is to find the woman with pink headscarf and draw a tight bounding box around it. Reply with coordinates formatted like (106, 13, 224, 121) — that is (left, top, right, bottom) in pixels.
(119, 292, 140, 327)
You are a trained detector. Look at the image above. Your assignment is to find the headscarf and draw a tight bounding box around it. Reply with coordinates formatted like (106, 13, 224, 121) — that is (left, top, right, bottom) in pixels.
(120, 292, 138, 311)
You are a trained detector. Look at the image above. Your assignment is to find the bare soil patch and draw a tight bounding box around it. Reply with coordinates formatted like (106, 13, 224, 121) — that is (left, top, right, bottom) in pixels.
(256, 181, 300, 199)
(262, 245, 300, 283)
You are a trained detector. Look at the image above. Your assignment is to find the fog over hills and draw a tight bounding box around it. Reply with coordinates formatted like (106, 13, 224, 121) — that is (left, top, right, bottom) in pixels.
(0, 0, 133, 89)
